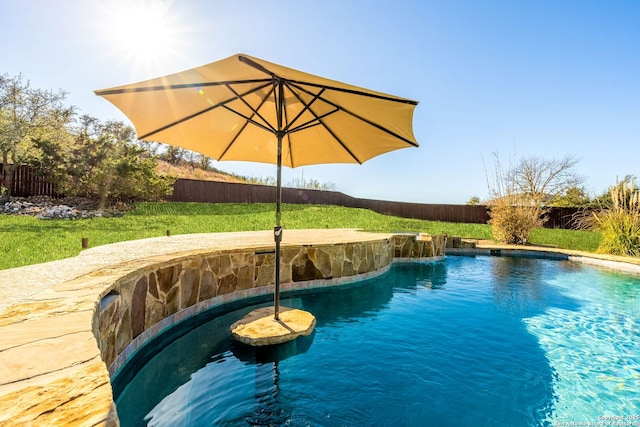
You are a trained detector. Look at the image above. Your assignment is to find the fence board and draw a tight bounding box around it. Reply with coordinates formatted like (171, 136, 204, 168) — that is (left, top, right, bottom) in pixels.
(1, 164, 59, 198)
(544, 207, 589, 229)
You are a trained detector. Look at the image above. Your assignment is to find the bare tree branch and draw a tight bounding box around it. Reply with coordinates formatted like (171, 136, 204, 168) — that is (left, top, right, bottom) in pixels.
(509, 155, 583, 205)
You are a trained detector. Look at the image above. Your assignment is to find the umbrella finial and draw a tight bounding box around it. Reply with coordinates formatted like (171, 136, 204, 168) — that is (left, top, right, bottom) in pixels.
(238, 55, 276, 79)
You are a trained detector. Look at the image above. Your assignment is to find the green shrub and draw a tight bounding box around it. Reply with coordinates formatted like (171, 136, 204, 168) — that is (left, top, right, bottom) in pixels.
(35, 117, 175, 205)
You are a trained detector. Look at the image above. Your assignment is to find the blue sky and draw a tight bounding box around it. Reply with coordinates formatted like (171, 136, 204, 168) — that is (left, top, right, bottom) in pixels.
(1, 0, 638, 204)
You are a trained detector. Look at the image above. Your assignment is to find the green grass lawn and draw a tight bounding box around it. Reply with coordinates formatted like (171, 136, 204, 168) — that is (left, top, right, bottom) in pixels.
(0, 202, 601, 270)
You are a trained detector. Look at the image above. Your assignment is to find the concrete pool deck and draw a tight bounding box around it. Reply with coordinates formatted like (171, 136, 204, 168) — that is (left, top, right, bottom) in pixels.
(1, 229, 639, 426)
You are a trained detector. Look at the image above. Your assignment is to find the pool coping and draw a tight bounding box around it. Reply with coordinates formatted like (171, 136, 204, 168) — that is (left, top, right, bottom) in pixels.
(447, 241, 640, 275)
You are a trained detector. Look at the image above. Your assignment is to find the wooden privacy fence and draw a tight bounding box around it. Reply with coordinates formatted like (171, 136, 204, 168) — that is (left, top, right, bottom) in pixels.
(544, 207, 588, 230)
(0, 167, 589, 229)
(168, 178, 492, 224)
(168, 178, 589, 228)
(0, 164, 58, 198)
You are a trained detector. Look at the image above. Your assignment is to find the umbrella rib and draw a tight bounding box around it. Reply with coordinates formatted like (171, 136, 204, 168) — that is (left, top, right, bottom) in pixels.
(95, 79, 273, 95)
(278, 80, 360, 163)
(282, 81, 341, 135)
(322, 122, 363, 164)
(217, 111, 255, 160)
(288, 81, 419, 147)
(238, 55, 276, 79)
(282, 86, 326, 133)
(295, 105, 363, 163)
(286, 79, 418, 105)
(218, 85, 278, 159)
(138, 102, 221, 140)
(287, 109, 338, 134)
(218, 85, 275, 160)
(225, 83, 276, 133)
(219, 104, 273, 134)
(137, 82, 273, 140)
(236, 55, 417, 106)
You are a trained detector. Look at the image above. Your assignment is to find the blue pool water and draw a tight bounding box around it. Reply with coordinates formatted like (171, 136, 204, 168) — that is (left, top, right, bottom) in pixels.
(114, 256, 640, 426)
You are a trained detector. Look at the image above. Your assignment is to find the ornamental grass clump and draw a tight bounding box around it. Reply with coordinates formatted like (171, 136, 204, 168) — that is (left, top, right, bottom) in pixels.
(589, 179, 640, 257)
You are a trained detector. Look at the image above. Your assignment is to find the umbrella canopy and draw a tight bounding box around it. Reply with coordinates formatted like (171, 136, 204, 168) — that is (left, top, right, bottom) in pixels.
(95, 53, 420, 319)
(95, 53, 419, 167)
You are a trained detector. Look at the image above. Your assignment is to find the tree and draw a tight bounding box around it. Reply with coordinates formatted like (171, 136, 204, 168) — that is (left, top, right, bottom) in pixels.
(551, 186, 592, 207)
(287, 171, 337, 191)
(184, 149, 200, 170)
(508, 155, 583, 205)
(484, 153, 545, 245)
(484, 153, 584, 244)
(0, 73, 72, 196)
(466, 196, 481, 205)
(198, 154, 212, 171)
(136, 139, 162, 158)
(160, 145, 185, 165)
(36, 114, 108, 198)
(36, 115, 174, 205)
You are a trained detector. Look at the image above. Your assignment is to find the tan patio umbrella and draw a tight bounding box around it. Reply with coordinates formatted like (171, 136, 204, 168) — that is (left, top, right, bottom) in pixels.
(95, 53, 419, 320)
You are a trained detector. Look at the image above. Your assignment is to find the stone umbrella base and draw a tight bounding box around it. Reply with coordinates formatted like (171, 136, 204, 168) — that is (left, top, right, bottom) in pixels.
(230, 306, 316, 346)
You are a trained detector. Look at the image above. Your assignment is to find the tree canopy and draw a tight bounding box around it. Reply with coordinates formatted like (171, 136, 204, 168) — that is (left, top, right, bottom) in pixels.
(0, 73, 72, 196)
(36, 115, 174, 205)
(1, 73, 174, 203)
(507, 155, 584, 205)
(484, 153, 584, 244)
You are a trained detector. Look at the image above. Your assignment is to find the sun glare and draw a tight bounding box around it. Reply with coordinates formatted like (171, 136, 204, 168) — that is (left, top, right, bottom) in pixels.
(101, 0, 187, 73)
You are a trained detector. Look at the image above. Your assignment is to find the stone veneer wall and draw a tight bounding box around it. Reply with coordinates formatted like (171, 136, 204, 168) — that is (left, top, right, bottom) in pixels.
(98, 233, 445, 372)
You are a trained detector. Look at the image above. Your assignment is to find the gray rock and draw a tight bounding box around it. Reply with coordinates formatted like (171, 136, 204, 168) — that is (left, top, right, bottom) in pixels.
(3, 196, 125, 219)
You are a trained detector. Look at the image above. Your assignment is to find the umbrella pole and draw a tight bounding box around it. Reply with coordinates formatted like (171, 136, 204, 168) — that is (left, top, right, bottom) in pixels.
(274, 134, 283, 320)
(273, 79, 285, 321)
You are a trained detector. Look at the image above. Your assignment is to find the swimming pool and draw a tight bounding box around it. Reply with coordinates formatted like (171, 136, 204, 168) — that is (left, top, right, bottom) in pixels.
(114, 255, 640, 426)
